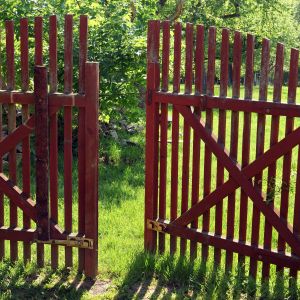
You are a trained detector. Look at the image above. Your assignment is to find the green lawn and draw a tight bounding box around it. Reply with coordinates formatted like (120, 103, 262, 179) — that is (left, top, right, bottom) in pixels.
(1, 85, 300, 299)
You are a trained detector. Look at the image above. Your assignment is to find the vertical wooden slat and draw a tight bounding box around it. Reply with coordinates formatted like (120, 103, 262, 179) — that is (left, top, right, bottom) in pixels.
(170, 22, 181, 255)
(190, 24, 204, 259)
(262, 43, 284, 279)
(49, 14, 58, 269)
(78, 14, 88, 272)
(145, 20, 160, 252)
(34, 17, 43, 65)
(226, 31, 242, 269)
(214, 28, 229, 264)
(34, 66, 49, 242)
(158, 20, 170, 253)
(180, 23, 193, 256)
(64, 14, 73, 267)
(238, 34, 255, 267)
(20, 17, 31, 262)
(84, 62, 99, 278)
(277, 48, 298, 271)
(250, 38, 270, 279)
(34, 16, 44, 265)
(6, 20, 18, 262)
(202, 26, 216, 260)
(292, 139, 300, 278)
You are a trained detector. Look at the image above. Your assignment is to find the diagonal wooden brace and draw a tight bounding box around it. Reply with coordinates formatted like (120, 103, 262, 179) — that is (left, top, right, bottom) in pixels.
(174, 105, 300, 257)
(173, 117, 300, 227)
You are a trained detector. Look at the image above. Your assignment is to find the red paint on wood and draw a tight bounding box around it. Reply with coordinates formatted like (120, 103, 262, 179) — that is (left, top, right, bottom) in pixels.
(34, 17, 43, 65)
(145, 20, 160, 253)
(190, 24, 204, 259)
(170, 23, 181, 254)
(158, 21, 170, 253)
(78, 14, 88, 272)
(202, 26, 216, 260)
(262, 43, 284, 279)
(226, 31, 242, 269)
(250, 38, 270, 279)
(277, 48, 298, 272)
(238, 34, 255, 267)
(84, 62, 99, 278)
(214, 28, 229, 264)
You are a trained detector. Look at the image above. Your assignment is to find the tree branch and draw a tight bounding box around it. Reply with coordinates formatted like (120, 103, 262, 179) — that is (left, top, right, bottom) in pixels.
(169, 0, 185, 22)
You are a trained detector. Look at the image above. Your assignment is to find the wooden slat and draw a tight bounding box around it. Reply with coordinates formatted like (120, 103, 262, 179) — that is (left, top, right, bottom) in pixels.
(292, 140, 300, 277)
(79, 15, 88, 94)
(238, 34, 255, 266)
(145, 20, 160, 252)
(250, 38, 270, 279)
(214, 28, 229, 264)
(158, 20, 170, 253)
(78, 14, 88, 272)
(226, 31, 242, 269)
(49, 14, 58, 269)
(6, 20, 18, 262)
(170, 22, 181, 254)
(34, 66, 49, 271)
(84, 62, 99, 278)
(64, 14, 74, 267)
(202, 26, 216, 260)
(262, 43, 284, 279)
(20, 17, 31, 262)
(277, 48, 298, 271)
(34, 16, 44, 265)
(34, 17, 43, 65)
(190, 24, 204, 259)
(180, 23, 193, 256)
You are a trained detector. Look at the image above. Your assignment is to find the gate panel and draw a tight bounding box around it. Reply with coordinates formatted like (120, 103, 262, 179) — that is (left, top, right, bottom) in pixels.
(145, 20, 300, 284)
(0, 15, 99, 278)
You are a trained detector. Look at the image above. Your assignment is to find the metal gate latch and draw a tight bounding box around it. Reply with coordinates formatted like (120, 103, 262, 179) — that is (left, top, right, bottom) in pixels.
(36, 236, 94, 249)
(147, 219, 167, 232)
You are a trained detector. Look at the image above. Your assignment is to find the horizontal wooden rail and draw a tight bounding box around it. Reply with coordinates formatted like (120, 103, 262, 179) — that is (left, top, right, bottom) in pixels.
(0, 227, 36, 241)
(154, 92, 300, 117)
(0, 90, 86, 107)
(148, 219, 300, 269)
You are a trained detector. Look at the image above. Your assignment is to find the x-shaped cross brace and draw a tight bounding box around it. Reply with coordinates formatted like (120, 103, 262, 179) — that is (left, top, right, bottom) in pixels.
(173, 105, 300, 257)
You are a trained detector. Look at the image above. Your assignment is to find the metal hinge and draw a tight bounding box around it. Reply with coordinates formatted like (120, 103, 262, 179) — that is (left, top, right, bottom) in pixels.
(147, 219, 167, 232)
(35, 236, 93, 249)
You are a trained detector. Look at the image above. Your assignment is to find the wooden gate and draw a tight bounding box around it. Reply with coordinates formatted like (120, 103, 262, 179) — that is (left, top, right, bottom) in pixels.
(145, 20, 300, 281)
(0, 15, 99, 278)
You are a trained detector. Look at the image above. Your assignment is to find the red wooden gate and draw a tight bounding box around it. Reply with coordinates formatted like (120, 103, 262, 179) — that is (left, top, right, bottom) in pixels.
(0, 15, 99, 278)
(145, 20, 300, 281)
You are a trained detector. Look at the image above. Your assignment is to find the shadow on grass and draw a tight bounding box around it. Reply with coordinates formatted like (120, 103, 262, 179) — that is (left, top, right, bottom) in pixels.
(0, 260, 96, 300)
(115, 251, 300, 299)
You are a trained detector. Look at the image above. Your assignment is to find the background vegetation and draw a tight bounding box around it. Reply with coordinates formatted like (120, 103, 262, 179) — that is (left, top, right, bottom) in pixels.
(1, 0, 300, 125)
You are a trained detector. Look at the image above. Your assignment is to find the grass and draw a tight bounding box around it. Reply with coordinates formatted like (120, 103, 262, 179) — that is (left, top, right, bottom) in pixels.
(1, 85, 300, 299)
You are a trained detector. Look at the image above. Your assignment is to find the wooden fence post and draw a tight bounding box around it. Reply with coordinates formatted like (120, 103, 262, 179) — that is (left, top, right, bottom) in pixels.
(144, 20, 160, 252)
(34, 66, 49, 249)
(84, 62, 99, 278)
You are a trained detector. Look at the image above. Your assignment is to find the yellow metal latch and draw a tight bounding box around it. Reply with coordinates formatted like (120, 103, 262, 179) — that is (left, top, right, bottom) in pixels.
(36, 236, 93, 249)
(147, 219, 166, 232)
